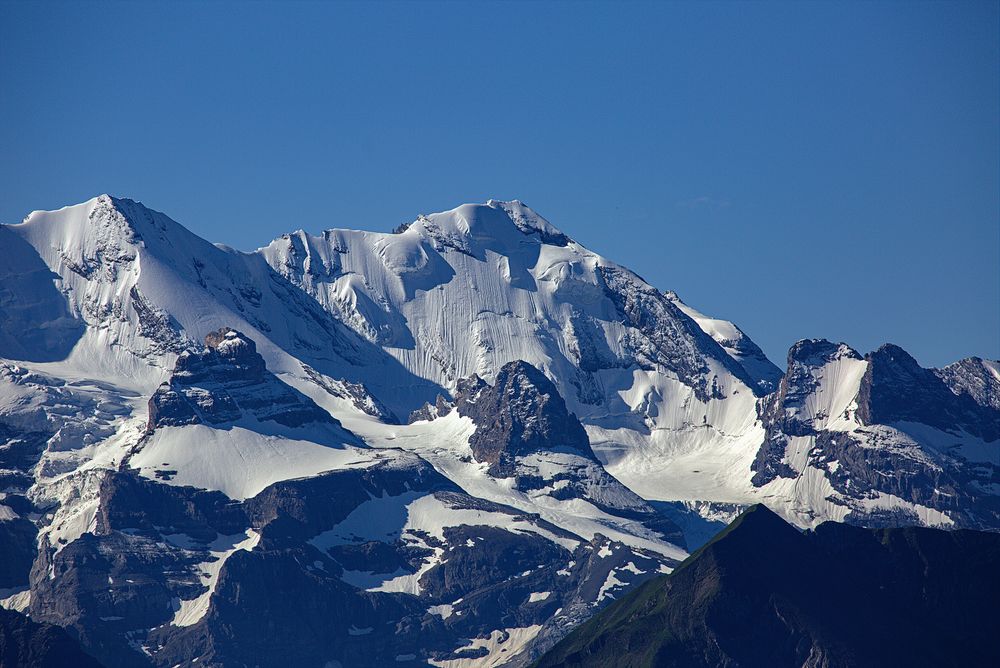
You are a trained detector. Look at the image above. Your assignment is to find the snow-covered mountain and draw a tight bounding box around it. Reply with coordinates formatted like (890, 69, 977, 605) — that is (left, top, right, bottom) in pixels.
(0, 194, 997, 667)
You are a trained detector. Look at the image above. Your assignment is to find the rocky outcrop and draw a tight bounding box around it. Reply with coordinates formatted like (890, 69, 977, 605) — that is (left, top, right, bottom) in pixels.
(858, 344, 999, 441)
(147, 328, 335, 430)
(454, 361, 594, 477)
(25, 459, 678, 668)
(415, 361, 685, 547)
(752, 340, 863, 486)
(935, 357, 1000, 411)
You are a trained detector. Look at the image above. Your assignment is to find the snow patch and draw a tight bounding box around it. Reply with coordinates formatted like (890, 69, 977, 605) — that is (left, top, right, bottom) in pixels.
(429, 625, 544, 668)
(170, 529, 260, 627)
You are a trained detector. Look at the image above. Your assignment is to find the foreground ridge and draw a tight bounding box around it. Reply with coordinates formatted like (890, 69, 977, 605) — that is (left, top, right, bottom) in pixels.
(534, 505, 1000, 668)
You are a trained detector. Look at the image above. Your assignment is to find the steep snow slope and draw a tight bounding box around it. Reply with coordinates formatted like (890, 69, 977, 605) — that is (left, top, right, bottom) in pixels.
(258, 200, 785, 525)
(4, 195, 431, 411)
(259, 200, 766, 412)
(665, 290, 783, 393)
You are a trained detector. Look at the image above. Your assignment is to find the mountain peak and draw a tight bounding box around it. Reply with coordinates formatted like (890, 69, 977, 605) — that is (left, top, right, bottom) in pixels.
(868, 342, 918, 365)
(453, 360, 594, 476)
(13, 193, 201, 262)
(787, 338, 862, 366)
(409, 200, 572, 250)
(718, 503, 794, 539)
(858, 341, 999, 440)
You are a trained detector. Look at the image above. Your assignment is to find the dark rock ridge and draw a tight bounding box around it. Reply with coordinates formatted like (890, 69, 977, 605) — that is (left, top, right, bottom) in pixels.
(454, 361, 594, 477)
(534, 505, 1000, 668)
(858, 344, 999, 441)
(663, 290, 784, 394)
(147, 328, 335, 430)
(595, 266, 762, 400)
(935, 357, 1000, 411)
(0, 608, 104, 668)
(301, 363, 398, 423)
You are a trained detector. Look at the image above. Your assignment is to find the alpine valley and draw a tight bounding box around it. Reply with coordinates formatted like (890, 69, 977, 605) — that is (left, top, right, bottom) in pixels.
(0, 195, 997, 667)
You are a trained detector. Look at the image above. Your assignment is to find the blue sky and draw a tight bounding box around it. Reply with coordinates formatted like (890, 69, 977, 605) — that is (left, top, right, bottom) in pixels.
(1, 1, 997, 367)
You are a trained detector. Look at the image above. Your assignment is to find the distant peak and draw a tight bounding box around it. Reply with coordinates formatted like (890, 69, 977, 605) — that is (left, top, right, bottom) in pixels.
(787, 339, 861, 366)
(16, 194, 187, 245)
(407, 200, 572, 249)
(868, 343, 918, 365)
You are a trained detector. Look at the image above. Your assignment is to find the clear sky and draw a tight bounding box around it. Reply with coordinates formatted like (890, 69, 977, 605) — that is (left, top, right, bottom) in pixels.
(1, 1, 997, 367)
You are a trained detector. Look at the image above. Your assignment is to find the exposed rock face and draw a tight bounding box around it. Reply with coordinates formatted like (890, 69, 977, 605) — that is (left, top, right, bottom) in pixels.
(420, 361, 686, 547)
(753, 339, 1000, 530)
(935, 357, 1000, 411)
(596, 266, 757, 400)
(302, 364, 397, 423)
(493, 199, 573, 247)
(25, 461, 676, 668)
(772, 339, 864, 431)
(753, 340, 863, 486)
(664, 290, 784, 394)
(858, 344, 999, 441)
(128, 286, 188, 355)
(455, 361, 594, 477)
(147, 328, 335, 430)
(535, 505, 1000, 668)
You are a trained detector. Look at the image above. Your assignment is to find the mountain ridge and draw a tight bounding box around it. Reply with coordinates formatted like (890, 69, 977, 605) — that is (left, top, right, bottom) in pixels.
(0, 193, 997, 667)
(533, 504, 1000, 668)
